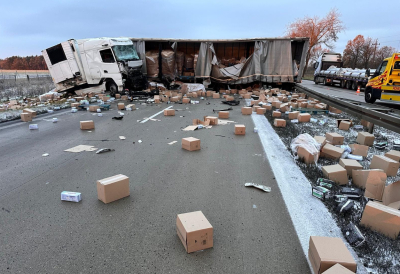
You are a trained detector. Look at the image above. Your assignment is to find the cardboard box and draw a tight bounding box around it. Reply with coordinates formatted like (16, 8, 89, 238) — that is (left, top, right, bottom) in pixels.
(241, 107, 252, 115)
(274, 119, 286, 128)
(322, 164, 348, 185)
(204, 116, 218, 125)
(263, 104, 272, 111)
(218, 111, 229, 119)
(235, 124, 245, 135)
(206, 91, 213, 97)
(80, 120, 95, 130)
(71, 102, 80, 108)
(338, 121, 351, 130)
(253, 105, 261, 112)
(322, 263, 355, 274)
(308, 236, 357, 274)
(212, 93, 220, 99)
(307, 102, 316, 109)
(385, 150, 400, 162)
(339, 159, 363, 177)
(20, 113, 32, 122)
(370, 155, 400, 176)
(288, 111, 299, 120)
(352, 169, 386, 200)
(298, 113, 311, 123)
(182, 137, 201, 151)
(117, 103, 125, 110)
(89, 105, 100, 112)
(272, 111, 281, 118)
(321, 144, 344, 160)
(360, 201, 400, 239)
(315, 103, 326, 110)
(298, 146, 318, 164)
(170, 96, 179, 102)
(121, 95, 128, 100)
(226, 96, 234, 101)
(299, 102, 308, 108)
(349, 144, 368, 157)
(176, 211, 213, 253)
(314, 136, 327, 147)
(256, 108, 266, 115)
(243, 94, 252, 99)
(356, 132, 375, 146)
(329, 106, 342, 114)
(325, 133, 344, 145)
(23, 108, 37, 117)
(182, 98, 190, 104)
(382, 180, 400, 209)
(164, 109, 175, 116)
(115, 94, 121, 99)
(97, 174, 130, 204)
(126, 104, 136, 110)
(280, 103, 289, 112)
(272, 101, 282, 108)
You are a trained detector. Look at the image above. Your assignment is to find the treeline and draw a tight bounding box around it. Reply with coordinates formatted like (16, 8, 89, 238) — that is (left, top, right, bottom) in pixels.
(342, 35, 397, 69)
(0, 55, 48, 70)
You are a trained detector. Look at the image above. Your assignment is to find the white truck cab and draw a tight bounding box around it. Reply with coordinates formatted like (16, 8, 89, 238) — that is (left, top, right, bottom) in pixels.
(42, 37, 146, 95)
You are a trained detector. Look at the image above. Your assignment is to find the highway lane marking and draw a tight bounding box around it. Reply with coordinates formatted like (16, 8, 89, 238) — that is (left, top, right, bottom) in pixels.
(140, 106, 173, 123)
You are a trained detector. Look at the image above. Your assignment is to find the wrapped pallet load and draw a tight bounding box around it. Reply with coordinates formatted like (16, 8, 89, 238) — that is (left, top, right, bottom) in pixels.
(145, 51, 159, 77)
(193, 54, 198, 74)
(176, 51, 184, 76)
(161, 50, 176, 78)
(184, 54, 194, 70)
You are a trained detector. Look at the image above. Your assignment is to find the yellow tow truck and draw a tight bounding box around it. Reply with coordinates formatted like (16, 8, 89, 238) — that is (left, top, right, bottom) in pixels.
(365, 53, 400, 103)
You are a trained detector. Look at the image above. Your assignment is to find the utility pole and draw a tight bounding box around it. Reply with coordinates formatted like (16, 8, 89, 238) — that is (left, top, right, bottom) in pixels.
(372, 39, 379, 68)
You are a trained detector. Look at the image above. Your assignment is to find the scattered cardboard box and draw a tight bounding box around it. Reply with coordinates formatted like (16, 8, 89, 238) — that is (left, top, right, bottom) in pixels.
(176, 211, 213, 253)
(322, 164, 348, 185)
(182, 98, 190, 104)
(164, 109, 175, 116)
(80, 120, 95, 130)
(23, 108, 37, 117)
(298, 146, 318, 164)
(308, 236, 357, 274)
(339, 159, 363, 177)
(298, 113, 311, 123)
(242, 107, 252, 115)
(321, 144, 344, 160)
(206, 91, 213, 97)
(20, 113, 32, 122)
(117, 103, 125, 110)
(97, 174, 130, 204)
(226, 96, 234, 101)
(314, 136, 327, 147)
(322, 263, 355, 274)
(382, 180, 400, 209)
(182, 137, 201, 151)
(243, 94, 252, 99)
(338, 121, 351, 130)
(253, 106, 261, 112)
(325, 133, 344, 145)
(71, 102, 80, 108)
(256, 108, 266, 115)
(89, 105, 100, 112)
(263, 104, 272, 111)
(279, 103, 289, 112)
(288, 111, 299, 120)
(115, 94, 121, 99)
(370, 155, 400, 176)
(360, 201, 400, 239)
(349, 144, 368, 157)
(126, 104, 136, 110)
(385, 150, 400, 162)
(272, 111, 281, 118)
(212, 93, 220, 99)
(121, 95, 128, 100)
(204, 116, 218, 125)
(356, 132, 375, 146)
(352, 169, 386, 200)
(235, 124, 245, 135)
(218, 111, 229, 119)
(329, 106, 342, 114)
(274, 119, 286, 128)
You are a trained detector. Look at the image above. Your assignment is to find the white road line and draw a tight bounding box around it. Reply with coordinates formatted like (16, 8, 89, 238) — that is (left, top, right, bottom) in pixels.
(140, 106, 173, 123)
(251, 113, 367, 274)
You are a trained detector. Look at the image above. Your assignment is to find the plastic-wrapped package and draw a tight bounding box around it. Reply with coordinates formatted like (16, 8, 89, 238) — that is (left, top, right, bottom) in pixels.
(290, 133, 321, 164)
(193, 54, 198, 72)
(145, 51, 159, 77)
(175, 51, 184, 75)
(161, 50, 176, 78)
(184, 54, 194, 69)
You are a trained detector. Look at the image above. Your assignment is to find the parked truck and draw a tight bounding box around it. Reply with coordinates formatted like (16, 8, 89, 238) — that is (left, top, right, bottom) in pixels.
(42, 37, 148, 96)
(43, 37, 309, 96)
(313, 52, 375, 90)
(364, 53, 400, 104)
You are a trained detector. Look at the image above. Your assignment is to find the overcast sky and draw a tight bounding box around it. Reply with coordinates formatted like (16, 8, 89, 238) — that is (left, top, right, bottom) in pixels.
(0, 0, 399, 59)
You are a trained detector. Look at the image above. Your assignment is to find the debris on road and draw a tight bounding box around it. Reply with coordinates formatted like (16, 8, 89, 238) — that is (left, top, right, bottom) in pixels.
(97, 174, 130, 204)
(42, 153, 49, 157)
(112, 116, 123, 120)
(29, 124, 38, 130)
(64, 145, 98, 153)
(182, 137, 200, 151)
(244, 182, 271, 192)
(168, 141, 177, 145)
(80, 120, 95, 130)
(119, 136, 126, 140)
(96, 148, 115, 154)
(138, 140, 142, 143)
(213, 107, 233, 113)
(61, 191, 82, 203)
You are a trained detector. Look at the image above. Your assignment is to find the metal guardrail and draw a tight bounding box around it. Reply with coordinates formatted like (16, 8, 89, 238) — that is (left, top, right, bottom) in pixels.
(295, 83, 400, 135)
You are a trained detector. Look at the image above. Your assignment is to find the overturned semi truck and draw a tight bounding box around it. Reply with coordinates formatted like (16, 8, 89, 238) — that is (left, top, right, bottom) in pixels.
(42, 37, 309, 96)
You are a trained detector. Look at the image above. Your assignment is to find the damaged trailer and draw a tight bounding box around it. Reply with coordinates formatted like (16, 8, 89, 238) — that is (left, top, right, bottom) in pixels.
(135, 37, 309, 90)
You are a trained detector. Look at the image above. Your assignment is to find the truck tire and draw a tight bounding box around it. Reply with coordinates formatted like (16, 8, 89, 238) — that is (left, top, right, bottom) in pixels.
(314, 76, 318, 84)
(340, 80, 346, 88)
(107, 82, 118, 96)
(352, 81, 358, 90)
(323, 78, 329, 86)
(345, 81, 351, 89)
(365, 87, 376, 104)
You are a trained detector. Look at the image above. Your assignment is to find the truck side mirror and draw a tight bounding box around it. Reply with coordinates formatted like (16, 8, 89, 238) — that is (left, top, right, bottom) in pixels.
(366, 68, 370, 77)
(313, 62, 318, 69)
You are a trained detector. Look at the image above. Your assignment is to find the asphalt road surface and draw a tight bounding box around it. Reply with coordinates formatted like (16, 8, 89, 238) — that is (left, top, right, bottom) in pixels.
(0, 98, 310, 273)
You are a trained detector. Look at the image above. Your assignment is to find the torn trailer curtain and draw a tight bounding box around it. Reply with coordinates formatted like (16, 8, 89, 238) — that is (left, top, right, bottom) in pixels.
(209, 40, 296, 84)
(195, 42, 216, 86)
(131, 40, 146, 74)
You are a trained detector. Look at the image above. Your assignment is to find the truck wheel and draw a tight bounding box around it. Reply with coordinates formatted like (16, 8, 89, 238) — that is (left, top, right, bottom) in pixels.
(365, 87, 376, 104)
(108, 82, 118, 96)
(323, 78, 329, 85)
(345, 81, 351, 89)
(352, 81, 358, 90)
(340, 80, 346, 88)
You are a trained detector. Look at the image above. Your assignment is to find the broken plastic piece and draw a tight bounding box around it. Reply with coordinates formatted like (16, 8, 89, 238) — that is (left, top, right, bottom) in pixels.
(245, 182, 271, 192)
(95, 148, 115, 154)
(119, 136, 126, 140)
(138, 140, 142, 143)
(112, 116, 123, 120)
(168, 141, 177, 145)
(42, 153, 49, 157)
(336, 199, 354, 214)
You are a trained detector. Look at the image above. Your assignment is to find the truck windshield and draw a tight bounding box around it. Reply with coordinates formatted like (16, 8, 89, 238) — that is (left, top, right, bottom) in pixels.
(112, 45, 139, 62)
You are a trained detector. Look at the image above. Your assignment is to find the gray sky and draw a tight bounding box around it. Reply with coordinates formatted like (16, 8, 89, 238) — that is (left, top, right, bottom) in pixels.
(0, 0, 399, 59)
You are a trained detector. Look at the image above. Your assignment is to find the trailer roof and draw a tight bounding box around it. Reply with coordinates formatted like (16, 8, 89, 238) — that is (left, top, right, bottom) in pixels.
(129, 37, 309, 42)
